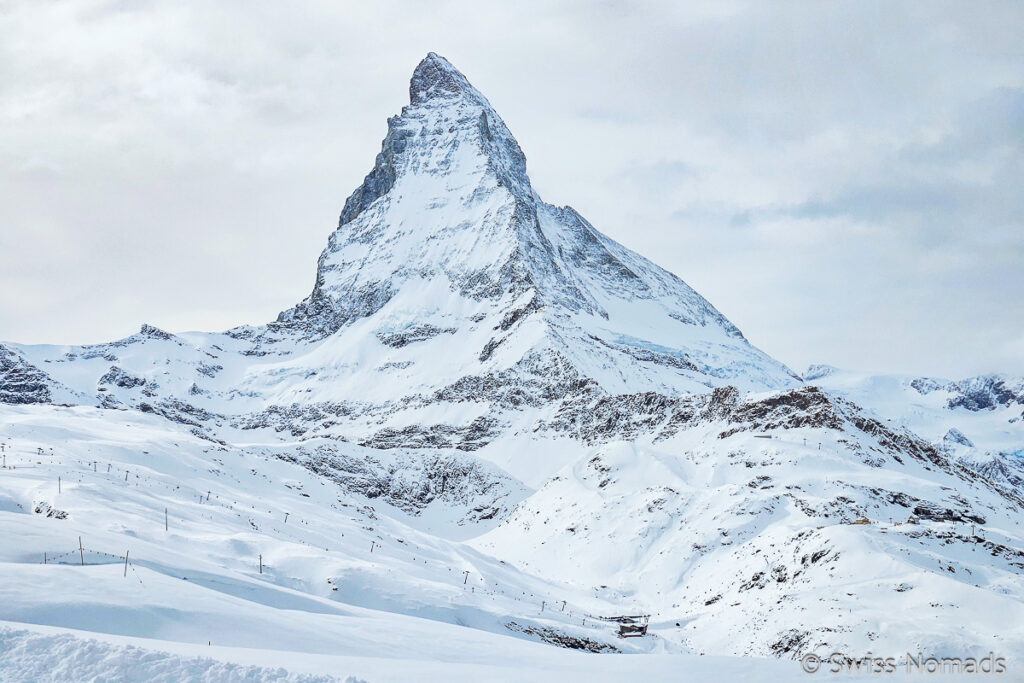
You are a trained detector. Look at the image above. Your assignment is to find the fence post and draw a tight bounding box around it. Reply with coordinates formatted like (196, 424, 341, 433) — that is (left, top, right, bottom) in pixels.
(165, 508, 168, 531)
(259, 554, 262, 574)
(124, 550, 129, 577)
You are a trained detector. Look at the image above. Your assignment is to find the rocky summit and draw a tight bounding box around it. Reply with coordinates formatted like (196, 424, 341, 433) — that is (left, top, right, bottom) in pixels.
(2, 54, 1023, 673)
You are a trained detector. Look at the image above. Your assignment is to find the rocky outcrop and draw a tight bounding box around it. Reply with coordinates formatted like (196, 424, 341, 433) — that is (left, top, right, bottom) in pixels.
(275, 442, 524, 524)
(0, 345, 53, 404)
(946, 376, 1024, 411)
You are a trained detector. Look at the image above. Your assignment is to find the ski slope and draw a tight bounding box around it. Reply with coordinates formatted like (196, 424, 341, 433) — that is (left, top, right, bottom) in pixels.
(0, 405, 804, 681)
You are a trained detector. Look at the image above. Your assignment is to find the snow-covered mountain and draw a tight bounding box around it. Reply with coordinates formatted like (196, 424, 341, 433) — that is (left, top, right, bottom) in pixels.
(2, 54, 1023, 680)
(804, 365, 1024, 494)
(1, 54, 797, 444)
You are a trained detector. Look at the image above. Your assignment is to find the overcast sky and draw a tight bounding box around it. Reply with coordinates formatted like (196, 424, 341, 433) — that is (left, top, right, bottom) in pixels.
(1, 1, 1021, 378)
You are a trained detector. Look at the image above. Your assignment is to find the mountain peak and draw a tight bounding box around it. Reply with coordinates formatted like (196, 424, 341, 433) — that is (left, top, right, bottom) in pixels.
(270, 54, 797, 392)
(330, 52, 527, 232)
(409, 53, 480, 106)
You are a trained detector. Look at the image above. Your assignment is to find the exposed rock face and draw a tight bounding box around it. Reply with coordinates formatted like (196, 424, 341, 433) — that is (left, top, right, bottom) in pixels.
(98, 366, 146, 391)
(906, 373, 1024, 411)
(139, 324, 174, 341)
(943, 428, 973, 447)
(945, 376, 1024, 411)
(542, 384, 955, 471)
(0, 345, 53, 404)
(274, 442, 525, 524)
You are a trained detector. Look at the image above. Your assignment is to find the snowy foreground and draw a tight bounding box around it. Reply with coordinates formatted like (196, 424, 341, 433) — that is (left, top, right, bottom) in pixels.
(0, 406, 793, 682)
(1, 404, 1020, 681)
(0, 624, 796, 683)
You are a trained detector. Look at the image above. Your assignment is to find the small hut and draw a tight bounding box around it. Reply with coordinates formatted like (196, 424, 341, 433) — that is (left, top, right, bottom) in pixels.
(615, 615, 650, 638)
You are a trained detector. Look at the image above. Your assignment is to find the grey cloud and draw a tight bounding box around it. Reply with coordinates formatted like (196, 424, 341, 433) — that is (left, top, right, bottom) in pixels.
(745, 88, 1023, 229)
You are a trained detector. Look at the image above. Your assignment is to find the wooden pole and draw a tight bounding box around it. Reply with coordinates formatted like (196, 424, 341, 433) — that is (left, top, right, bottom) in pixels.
(463, 570, 469, 584)
(44, 552, 46, 564)
(259, 554, 262, 574)
(58, 476, 61, 493)
(125, 471, 128, 482)
(165, 508, 168, 531)
(284, 512, 289, 523)
(79, 536, 84, 566)
(124, 550, 129, 577)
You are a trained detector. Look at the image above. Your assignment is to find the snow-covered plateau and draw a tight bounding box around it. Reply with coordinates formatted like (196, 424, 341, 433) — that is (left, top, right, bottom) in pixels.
(2, 54, 1022, 682)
